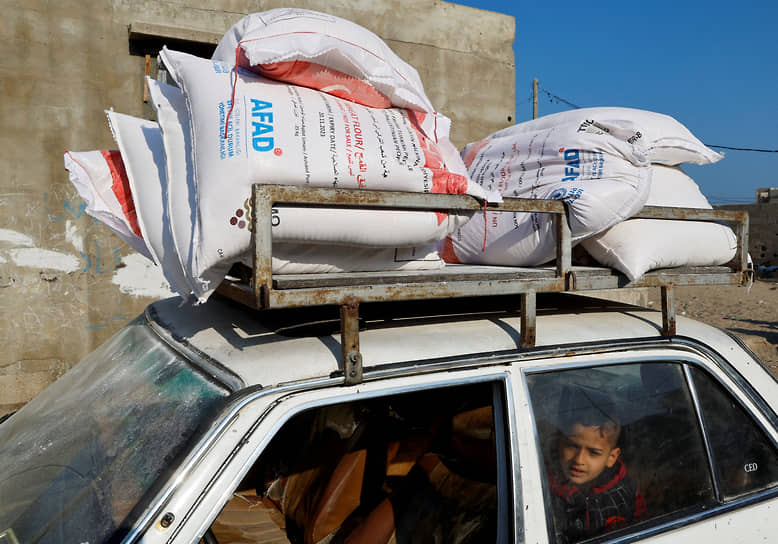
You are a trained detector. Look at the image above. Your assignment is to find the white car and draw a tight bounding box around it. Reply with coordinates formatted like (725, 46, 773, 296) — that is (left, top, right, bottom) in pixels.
(1, 189, 769, 543)
(1, 285, 776, 544)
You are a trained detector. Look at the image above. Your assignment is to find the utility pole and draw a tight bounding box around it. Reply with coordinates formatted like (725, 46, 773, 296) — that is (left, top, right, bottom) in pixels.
(532, 78, 538, 119)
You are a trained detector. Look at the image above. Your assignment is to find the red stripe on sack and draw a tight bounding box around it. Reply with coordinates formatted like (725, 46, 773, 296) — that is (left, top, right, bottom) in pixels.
(238, 32, 420, 91)
(462, 139, 489, 169)
(257, 61, 391, 108)
(405, 110, 469, 196)
(431, 170, 470, 195)
(224, 44, 245, 139)
(100, 150, 142, 237)
(405, 109, 449, 226)
(406, 110, 437, 171)
(440, 236, 461, 264)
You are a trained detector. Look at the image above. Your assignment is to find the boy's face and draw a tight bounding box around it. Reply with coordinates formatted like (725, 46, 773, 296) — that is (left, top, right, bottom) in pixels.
(558, 423, 620, 485)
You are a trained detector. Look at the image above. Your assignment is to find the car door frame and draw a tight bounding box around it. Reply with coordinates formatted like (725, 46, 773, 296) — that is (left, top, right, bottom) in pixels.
(135, 365, 523, 544)
(515, 340, 778, 544)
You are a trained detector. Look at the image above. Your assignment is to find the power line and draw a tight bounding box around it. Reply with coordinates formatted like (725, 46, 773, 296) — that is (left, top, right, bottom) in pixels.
(530, 84, 777, 154)
(705, 145, 778, 153)
(538, 86, 581, 109)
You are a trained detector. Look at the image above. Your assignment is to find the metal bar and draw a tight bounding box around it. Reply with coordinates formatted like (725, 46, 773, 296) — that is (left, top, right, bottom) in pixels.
(268, 265, 739, 290)
(661, 285, 677, 336)
(251, 185, 748, 226)
(143, 55, 151, 102)
(555, 204, 572, 283)
(218, 266, 742, 310)
(252, 184, 275, 308)
(340, 300, 362, 385)
(554, 269, 741, 292)
(268, 277, 567, 309)
(244, 184, 750, 312)
(683, 365, 723, 502)
(520, 291, 537, 348)
(254, 184, 567, 214)
(634, 206, 746, 222)
(736, 212, 750, 278)
(272, 265, 562, 289)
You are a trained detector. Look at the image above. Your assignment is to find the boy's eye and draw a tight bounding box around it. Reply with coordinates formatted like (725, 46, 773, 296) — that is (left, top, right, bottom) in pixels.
(588, 448, 602, 456)
(561, 445, 578, 457)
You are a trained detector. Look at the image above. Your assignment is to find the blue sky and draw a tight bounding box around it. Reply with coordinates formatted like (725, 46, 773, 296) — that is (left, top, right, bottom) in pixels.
(450, 1, 778, 204)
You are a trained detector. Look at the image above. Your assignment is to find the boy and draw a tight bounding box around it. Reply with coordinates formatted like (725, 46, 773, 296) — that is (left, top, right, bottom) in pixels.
(547, 391, 646, 543)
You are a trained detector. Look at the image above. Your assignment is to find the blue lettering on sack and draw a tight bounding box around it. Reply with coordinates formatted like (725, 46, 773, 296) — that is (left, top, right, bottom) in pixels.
(549, 188, 567, 200)
(212, 62, 232, 74)
(562, 149, 580, 182)
(553, 187, 584, 204)
(251, 99, 274, 152)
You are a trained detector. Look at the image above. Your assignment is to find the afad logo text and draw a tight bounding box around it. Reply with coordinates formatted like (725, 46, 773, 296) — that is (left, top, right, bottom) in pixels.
(558, 148, 580, 182)
(251, 99, 282, 156)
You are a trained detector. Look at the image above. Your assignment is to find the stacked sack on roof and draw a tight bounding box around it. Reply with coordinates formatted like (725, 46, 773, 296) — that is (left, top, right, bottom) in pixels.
(65, 8, 485, 302)
(442, 107, 736, 280)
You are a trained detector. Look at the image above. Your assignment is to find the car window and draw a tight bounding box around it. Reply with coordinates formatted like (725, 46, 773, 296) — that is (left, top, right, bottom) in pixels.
(690, 367, 778, 499)
(0, 317, 230, 544)
(206, 380, 511, 544)
(527, 362, 715, 544)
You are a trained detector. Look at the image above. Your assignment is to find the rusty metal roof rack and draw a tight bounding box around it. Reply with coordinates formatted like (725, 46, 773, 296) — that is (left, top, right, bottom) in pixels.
(216, 184, 750, 384)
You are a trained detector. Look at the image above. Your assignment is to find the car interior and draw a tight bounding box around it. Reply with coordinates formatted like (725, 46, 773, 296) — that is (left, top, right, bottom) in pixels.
(206, 382, 503, 544)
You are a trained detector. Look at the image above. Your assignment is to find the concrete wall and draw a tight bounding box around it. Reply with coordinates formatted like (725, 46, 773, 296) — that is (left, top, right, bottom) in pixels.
(718, 197, 778, 270)
(0, 1, 515, 414)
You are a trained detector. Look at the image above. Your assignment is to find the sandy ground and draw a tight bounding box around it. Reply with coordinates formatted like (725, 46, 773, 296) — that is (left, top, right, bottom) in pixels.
(646, 279, 778, 373)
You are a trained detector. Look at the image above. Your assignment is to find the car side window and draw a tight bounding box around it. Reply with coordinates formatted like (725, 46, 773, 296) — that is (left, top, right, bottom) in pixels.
(527, 363, 715, 544)
(690, 367, 778, 498)
(206, 381, 509, 544)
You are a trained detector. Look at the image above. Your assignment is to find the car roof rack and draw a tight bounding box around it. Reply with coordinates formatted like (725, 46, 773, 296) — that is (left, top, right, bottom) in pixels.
(216, 184, 751, 384)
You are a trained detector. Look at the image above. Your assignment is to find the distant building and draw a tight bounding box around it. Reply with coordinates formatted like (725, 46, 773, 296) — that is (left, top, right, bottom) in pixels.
(717, 188, 778, 269)
(756, 187, 778, 204)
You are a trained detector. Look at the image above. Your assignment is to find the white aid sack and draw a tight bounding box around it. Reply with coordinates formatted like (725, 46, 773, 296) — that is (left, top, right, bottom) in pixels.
(64, 150, 151, 259)
(261, 244, 443, 274)
(146, 77, 447, 297)
(498, 107, 722, 166)
(145, 77, 199, 296)
(442, 118, 651, 266)
(158, 48, 478, 300)
(105, 111, 192, 298)
(212, 8, 434, 113)
(581, 165, 737, 281)
(210, 9, 471, 192)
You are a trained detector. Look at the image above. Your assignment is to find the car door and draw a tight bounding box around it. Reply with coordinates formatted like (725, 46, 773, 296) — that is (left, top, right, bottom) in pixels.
(520, 345, 778, 544)
(137, 366, 520, 543)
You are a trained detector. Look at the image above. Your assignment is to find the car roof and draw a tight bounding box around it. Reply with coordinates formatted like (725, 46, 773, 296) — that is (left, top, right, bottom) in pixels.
(147, 292, 740, 390)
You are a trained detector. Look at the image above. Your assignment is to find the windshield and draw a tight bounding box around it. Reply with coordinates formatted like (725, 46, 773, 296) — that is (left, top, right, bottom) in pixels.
(0, 316, 231, 543)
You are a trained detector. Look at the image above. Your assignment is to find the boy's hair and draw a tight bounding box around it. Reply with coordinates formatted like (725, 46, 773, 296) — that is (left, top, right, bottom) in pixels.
(558, 386, 621, 447)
